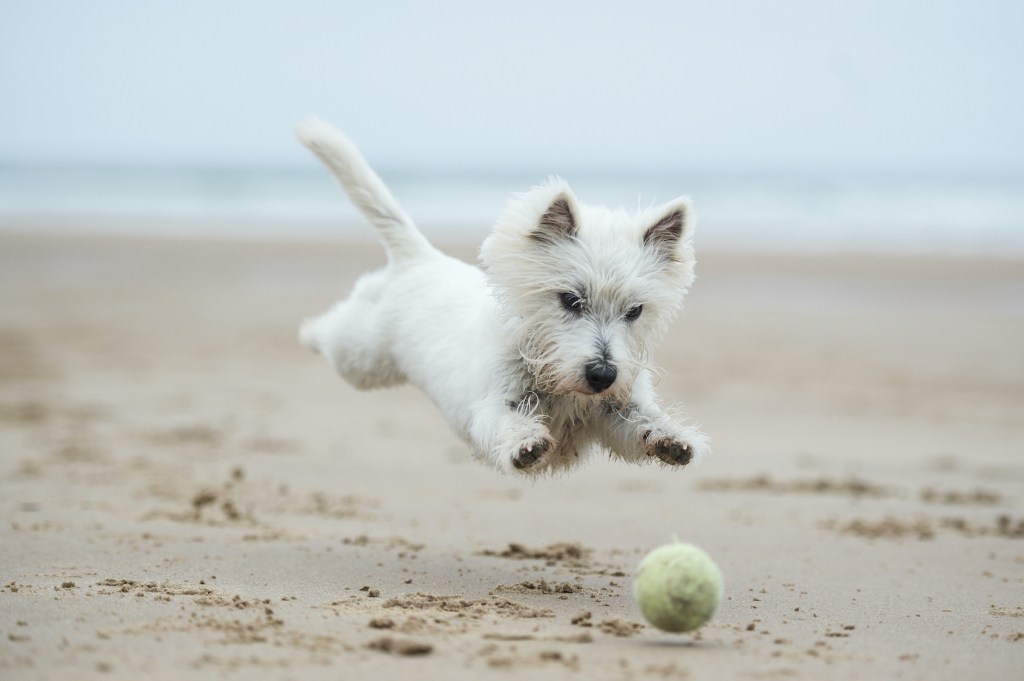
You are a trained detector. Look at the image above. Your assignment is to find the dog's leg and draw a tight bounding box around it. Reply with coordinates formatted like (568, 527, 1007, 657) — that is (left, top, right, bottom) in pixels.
(596, 374, 709, 467)
(468, 393, 554, 473)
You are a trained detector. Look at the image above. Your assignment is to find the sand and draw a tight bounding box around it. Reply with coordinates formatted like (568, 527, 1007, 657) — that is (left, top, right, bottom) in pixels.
(1, 230, 1022, 680)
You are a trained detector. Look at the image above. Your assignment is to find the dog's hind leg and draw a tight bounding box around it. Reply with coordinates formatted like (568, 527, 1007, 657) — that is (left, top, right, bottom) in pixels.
(299, 293, 406, 390)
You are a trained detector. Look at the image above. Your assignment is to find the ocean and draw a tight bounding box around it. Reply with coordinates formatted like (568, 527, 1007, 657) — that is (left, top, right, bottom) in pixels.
(1, 165, 1022, 256)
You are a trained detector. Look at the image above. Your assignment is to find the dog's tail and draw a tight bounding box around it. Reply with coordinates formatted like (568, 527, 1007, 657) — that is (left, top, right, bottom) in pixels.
(296, 118, 433, 262)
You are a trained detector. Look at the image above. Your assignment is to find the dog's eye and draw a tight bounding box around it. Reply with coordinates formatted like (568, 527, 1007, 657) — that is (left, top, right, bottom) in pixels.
(559, 292, 584, 314)
(624, 305, 643, 322)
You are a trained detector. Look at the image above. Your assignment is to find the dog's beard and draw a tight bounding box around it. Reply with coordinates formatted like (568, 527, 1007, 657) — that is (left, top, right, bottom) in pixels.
(517, 331, 646, 402)
(516, 334, 578, 395)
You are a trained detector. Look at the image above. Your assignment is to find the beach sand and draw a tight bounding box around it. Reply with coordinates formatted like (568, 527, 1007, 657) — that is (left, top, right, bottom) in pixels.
(1, 231, 1022, 680)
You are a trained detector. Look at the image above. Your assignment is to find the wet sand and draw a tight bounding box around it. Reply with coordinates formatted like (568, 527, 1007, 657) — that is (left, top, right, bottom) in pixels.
(1, 231, 1022, 679)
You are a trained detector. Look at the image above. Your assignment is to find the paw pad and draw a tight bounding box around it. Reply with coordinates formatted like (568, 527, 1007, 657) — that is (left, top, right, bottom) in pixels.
(649, 439, 693, 466)
(513, 440, 549, 470)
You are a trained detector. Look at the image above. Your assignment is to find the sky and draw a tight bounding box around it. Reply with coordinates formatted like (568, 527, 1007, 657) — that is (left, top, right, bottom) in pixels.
(1, 0, 1022, 174)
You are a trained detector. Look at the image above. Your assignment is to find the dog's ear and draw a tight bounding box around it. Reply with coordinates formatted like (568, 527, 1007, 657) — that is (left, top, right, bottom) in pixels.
(532, 193, 578, 243)
(643, 198, 693, 261)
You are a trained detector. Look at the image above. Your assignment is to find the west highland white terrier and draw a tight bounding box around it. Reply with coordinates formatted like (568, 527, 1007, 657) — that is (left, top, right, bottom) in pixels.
(297, 119, 710, 475)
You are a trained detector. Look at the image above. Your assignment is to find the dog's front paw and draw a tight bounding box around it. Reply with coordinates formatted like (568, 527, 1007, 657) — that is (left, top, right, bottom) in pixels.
(512, 437, 552, 470)
(644, 433, 694, 467)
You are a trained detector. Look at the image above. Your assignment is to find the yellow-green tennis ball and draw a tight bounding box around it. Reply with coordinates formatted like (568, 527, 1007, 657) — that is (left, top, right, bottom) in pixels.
(633, 542, 724, 633)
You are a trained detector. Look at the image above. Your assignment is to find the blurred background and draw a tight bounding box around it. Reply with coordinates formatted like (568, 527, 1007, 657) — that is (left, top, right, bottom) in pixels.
(1, 0, 1022, 254)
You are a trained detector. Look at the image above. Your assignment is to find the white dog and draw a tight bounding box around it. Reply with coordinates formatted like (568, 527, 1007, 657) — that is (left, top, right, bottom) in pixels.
(297, 119, 710, 475)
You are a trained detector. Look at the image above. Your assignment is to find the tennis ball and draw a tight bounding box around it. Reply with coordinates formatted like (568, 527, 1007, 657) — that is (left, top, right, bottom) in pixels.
(633, 541, 723, 633)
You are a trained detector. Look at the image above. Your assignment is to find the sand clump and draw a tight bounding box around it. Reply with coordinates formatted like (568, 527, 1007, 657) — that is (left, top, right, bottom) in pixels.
(597, 618, 645, 637)
(829, 515, 1024, 540)
(479, 542, 593, 566)
(366, 636, 433, 656)
(492, 580, 586, 595)
(920, 487, 1002, 506)
(382, 592, 555, 620)
(700, 474, 893, 498)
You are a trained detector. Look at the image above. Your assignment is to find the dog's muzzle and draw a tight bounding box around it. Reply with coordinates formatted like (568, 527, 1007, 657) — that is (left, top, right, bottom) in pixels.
(584, 361, 617, 394)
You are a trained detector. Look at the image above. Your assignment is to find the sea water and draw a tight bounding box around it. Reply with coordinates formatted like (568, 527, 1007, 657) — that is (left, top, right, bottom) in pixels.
(1, 165, 1022, 256)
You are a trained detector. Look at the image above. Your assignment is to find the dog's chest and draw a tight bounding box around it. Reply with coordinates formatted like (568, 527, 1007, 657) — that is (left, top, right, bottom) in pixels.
(541, 397, 605, 462)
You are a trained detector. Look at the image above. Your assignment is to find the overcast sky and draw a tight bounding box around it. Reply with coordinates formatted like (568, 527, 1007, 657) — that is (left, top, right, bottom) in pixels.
(1, 0, 1022, 173)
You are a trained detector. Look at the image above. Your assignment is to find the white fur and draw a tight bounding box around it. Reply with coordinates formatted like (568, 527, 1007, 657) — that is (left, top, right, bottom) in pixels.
(297, 118, 710, 475)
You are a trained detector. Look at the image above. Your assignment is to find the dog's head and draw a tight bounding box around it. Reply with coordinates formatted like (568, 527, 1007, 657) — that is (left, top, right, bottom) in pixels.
(480, 178, 697, 400)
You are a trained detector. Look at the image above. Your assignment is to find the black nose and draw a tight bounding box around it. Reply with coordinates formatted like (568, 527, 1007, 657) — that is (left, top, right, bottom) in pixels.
(584, 362, 617, 393)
